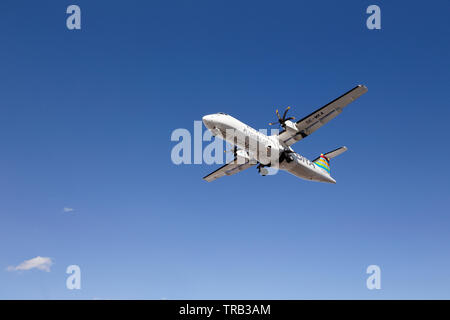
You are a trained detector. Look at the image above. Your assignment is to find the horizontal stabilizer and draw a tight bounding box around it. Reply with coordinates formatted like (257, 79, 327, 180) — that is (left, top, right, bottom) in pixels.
(321, 146, 347, 160)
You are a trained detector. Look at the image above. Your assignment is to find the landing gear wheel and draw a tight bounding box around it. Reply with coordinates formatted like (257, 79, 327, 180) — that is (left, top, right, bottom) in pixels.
(258, 165, 269, 176)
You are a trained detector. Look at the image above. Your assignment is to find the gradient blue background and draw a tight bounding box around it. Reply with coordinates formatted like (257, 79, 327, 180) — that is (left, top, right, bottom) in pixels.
(1, 0, 449, 299)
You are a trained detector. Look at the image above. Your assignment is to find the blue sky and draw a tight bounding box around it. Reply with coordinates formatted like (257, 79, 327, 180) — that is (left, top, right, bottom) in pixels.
(0, 0, 450, 299)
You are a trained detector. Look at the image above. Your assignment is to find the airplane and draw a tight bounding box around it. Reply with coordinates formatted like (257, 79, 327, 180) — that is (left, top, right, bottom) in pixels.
(202, 85, 368, 183)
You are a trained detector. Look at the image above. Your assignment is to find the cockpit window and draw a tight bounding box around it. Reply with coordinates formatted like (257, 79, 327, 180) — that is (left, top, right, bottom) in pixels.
(218, 112, 228, 115)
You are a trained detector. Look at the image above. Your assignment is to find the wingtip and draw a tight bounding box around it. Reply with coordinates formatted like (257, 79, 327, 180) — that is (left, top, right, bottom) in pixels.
(358, 84, 368, 92)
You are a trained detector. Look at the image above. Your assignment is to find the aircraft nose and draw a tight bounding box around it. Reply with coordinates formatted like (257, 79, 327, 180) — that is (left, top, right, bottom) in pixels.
(202, 115, 214, 128)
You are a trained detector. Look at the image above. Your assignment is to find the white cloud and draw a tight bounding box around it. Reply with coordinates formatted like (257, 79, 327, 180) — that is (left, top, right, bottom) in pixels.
(63, 207, 74, 213)
(7, 256, 53, 272)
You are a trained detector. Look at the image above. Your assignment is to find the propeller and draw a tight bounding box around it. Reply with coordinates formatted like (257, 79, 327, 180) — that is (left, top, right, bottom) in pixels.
(224, 145, 238, 155)
(269, 106, 295, 128)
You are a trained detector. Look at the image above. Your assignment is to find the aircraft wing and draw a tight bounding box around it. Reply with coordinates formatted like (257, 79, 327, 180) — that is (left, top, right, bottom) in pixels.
(203, 158, 256, 182)
(278, 85, 368, 147)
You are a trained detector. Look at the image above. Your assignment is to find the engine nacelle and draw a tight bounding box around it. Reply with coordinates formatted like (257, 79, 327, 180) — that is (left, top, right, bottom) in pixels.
(283, 120, 299, 134)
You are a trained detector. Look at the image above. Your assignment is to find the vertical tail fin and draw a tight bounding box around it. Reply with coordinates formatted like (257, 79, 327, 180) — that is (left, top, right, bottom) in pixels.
(312, 146, 348, 175)
(314, 154, 331, 174)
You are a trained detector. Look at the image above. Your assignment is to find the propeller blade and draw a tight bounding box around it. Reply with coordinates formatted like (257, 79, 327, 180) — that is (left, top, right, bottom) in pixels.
(224, 146, 238, 153)
(282, 106, 290, 120)
(275, 109, 281, 120)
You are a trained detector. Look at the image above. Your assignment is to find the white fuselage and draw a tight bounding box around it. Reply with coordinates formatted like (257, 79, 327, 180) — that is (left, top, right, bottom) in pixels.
(202, 113, 336, 183)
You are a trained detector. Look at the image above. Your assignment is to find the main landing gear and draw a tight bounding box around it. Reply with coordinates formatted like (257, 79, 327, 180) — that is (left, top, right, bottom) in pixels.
(257, 164, 269, 176)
